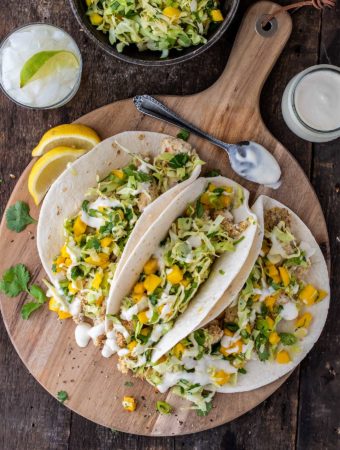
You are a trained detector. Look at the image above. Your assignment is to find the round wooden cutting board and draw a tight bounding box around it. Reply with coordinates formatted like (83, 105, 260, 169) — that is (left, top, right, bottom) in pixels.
(0, 2, 330, 436)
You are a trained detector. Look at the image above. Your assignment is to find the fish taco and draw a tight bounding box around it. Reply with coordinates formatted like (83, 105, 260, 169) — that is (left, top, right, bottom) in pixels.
(140, 195, 329, 414)
(38, 131, 203, 331)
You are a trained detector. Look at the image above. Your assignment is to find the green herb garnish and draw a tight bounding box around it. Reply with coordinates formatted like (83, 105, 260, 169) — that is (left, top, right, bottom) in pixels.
(279, 333, 298, 346)
(124, 381, 134, 387)
(6, 201, 37, 233)
(57, 390, 68, 404)
(176, 129, 190, 141)
(206, 169, 221, 177)
(0, 264, 47, 319)
(169, 153, 189, 169)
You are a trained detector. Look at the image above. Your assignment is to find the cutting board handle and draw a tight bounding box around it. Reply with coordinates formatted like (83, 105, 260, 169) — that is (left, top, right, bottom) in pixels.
(209, 1, 292, 113)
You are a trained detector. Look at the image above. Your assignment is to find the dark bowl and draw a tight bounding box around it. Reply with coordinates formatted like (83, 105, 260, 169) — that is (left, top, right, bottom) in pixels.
(68, 0, 239, 66)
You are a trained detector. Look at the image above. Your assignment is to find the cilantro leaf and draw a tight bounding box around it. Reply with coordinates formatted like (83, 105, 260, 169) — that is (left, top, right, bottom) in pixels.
(57, 390, 68, 404)
(29, 284, 47, 304)
(0, 264, 30, 297)
(21, 302, 43, 320)
(206, 169, 221, 177)
(169, 153, 190, 169)
(279, 333, 298, 346)
(6, 201, 36, 233)
(194, 329, 206, 346)
(195, 200, 204, 218)
(176, 129, 190, 141)
(124, 381, 134, 387)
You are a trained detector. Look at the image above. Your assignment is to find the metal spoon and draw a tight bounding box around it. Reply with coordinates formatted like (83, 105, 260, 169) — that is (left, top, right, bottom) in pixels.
(133, 95, 281, 188)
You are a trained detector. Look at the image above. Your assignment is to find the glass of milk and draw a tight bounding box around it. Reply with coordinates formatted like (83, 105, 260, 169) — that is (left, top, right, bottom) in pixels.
(0, 24, 82, 109)
(282, 64, 340, 142)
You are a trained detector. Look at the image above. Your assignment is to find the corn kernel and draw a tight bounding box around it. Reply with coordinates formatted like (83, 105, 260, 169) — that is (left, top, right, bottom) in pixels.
(163, 6, 181, 19)
(85, 253, 109, 267)
(224, 328, 234, 337)
(58, 310, 72, 320)
(317, 290, 328, 302)
(266, 316, 275, 329)
(133, 282, 145, 295)
(100, 237, 113, 248)
(276, 350, 291, 364)
(140, 327, 150, 336)
(143, 258, 158, 275)
(127, 340, 137, 351)
(296, 312, 313, 329)
(211, 9, 224, 22)
(64, 258, 72, 267)
(218, 194, 232, 208)
(167, 265, 183, 284)
(181, 278, 190, 287)
(213, 370, 230, 386)
(132, 293, 144, 303)
(68, 282, 78, 295)
(143, 274, 162, 293)
(279, 266, 290, 287)
(200, 192, 211, 206)
(122, 396, 137, 412)
(73, 216, 87, 236)
(90, 12, 103, 26)
(265, 296, 276, 310)
(266, 263, 279, 278)
(60, 245, 69, 258)
(92, 272, 103, 290)
(299, 284, 318, 305)
(137, 311, 149, 324)
(48, 297, 60, 313)
(96, 296, 104, 306)
(173, 342, 185, 359)
(269, 331, 280, 345)
(112, 169, 124, 179)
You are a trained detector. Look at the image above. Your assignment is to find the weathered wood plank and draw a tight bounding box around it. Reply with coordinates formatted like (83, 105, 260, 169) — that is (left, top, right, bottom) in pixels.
(297, 6, 340, 450)
(0, 0, 337, 449)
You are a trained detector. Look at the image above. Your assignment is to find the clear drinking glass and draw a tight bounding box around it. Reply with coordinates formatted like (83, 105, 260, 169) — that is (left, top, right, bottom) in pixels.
(0, 23, 82, 109)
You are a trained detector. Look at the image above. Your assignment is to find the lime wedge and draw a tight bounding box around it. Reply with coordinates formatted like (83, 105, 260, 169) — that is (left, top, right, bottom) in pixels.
(20, 51, 79, 88)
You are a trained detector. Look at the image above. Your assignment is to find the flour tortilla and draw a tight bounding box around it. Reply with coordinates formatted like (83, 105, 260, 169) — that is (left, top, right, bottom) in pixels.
(216, 195, 330, 393)
(105, 176, 258, 363)
(37, 131, 201, 286)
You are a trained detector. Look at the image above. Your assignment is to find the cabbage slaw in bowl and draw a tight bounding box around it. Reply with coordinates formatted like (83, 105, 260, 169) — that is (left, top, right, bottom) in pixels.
(86, 0, 225, 58)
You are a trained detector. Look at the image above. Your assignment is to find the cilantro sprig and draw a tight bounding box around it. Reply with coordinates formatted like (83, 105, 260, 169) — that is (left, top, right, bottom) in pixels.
(57, 390, 68, 404)
(6, 201, 37, 233)
(0, 264, 47, 319)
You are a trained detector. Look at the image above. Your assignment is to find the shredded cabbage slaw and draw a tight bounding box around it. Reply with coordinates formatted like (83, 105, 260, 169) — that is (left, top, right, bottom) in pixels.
(86, 0, 224, 58)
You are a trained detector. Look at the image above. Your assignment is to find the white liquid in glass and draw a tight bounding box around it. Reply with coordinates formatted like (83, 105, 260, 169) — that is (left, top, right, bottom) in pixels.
(0, 24, 81, 108)
(294, 70, 340, 132)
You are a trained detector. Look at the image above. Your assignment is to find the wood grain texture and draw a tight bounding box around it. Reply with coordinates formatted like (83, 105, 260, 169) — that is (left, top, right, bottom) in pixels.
(0, 0, 331, 438)
(0, 0, 338, 448)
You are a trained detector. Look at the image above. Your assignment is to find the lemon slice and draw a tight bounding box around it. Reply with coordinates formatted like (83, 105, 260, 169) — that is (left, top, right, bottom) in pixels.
(20, 51, 79, 88)
(28, 146, 87, 205)
(32, 124, 101, 156)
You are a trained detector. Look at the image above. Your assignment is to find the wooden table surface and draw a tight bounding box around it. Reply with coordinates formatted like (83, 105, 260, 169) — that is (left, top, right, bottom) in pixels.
(0, 1, 339, 449)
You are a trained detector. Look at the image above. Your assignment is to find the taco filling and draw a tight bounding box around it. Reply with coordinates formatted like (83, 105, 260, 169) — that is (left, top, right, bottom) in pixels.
(45, 137, 202, 327)
(104, 182, 249, 371)
(140, 207, 327, 415)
